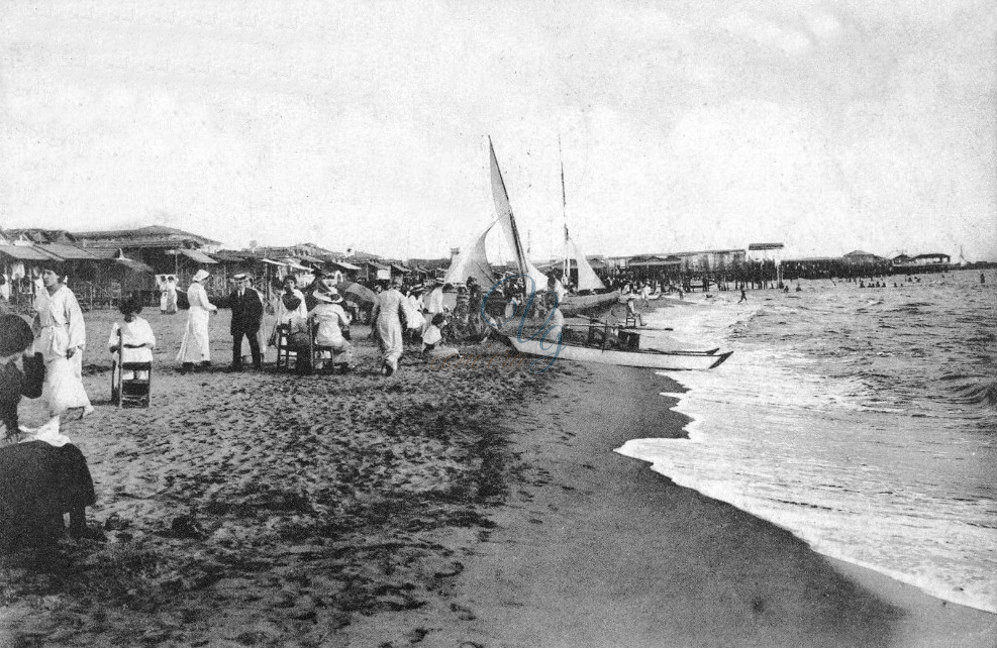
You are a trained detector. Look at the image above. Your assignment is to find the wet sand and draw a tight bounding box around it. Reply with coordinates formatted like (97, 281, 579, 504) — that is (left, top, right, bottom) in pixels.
(0, 307, 993, 646)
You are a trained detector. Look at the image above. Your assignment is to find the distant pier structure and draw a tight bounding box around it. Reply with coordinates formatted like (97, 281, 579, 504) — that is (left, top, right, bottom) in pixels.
(617, 244, 965, 293)
(745, 243, 785, 288)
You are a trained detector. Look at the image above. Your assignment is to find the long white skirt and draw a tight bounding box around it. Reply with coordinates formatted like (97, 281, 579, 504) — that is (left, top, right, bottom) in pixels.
(43, 353, 92, 414)
(177, 308, 211, 363)
(376, 316, 404, 370)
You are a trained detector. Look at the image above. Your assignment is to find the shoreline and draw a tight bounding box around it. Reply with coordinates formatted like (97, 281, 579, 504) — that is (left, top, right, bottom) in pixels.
(0, 306, 993, 646)
(438, 361, 995, 647)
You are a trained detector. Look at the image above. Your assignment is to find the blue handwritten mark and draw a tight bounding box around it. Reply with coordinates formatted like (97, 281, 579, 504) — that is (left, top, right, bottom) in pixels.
(481, 274, 564, 373)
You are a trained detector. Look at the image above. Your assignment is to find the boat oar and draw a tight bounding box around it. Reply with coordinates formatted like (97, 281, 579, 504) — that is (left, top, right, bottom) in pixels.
(616, 326, 674, 331)
(581, 317, 674, 332)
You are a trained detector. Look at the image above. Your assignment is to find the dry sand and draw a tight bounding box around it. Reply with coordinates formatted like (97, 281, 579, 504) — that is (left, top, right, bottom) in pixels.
(0, 307, 993, 647)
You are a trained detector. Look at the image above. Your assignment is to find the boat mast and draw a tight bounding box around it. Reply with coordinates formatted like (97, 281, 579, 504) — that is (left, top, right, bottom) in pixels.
(559, 136, 569, 286)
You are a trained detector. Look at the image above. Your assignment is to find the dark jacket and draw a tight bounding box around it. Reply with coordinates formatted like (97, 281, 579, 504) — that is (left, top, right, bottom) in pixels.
(0, 441, 96, 551)
(226, 287, 264, 336)
(0, 362, 23, 432)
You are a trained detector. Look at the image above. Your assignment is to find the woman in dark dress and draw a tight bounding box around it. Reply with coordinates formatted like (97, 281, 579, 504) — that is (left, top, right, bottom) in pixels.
(0, 314, 98, 551)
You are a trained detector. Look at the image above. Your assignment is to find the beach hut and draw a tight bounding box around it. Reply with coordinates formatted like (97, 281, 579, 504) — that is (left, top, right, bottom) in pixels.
(72, 225, 222, 294)
(0, 240, 52, 305)
(326, 259, 362, 282)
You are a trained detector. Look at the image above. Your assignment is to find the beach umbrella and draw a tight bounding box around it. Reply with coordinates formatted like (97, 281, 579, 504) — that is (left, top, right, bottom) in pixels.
(337, 281, 377, 305)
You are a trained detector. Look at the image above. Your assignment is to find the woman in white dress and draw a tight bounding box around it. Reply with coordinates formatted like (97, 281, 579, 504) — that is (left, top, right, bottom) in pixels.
(177, 269, 217, 372)
(164, 276, 178, 314)
(33, 268, 93, 416)
(370, 278, 407, 376)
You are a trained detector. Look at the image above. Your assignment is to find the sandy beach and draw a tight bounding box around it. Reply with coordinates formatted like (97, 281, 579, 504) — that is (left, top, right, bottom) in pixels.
(0, 306, 994, 647)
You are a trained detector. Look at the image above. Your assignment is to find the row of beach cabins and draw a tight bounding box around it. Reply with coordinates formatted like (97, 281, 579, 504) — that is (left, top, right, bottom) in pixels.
(0, 226, 961, 310)
(0, 225, 435, 310)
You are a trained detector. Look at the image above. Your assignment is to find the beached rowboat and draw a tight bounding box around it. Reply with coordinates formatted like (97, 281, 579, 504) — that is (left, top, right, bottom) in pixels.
(505, 335, 733, 371)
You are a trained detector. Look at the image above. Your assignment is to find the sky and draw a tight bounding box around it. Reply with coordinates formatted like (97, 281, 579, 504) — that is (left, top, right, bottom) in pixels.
(1, 0, 995, 262)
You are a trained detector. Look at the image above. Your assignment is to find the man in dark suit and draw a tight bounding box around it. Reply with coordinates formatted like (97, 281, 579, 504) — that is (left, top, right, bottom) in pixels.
(228, 273, 264, 370)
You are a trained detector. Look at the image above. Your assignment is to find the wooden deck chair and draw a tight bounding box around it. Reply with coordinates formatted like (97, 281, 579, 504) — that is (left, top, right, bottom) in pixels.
(274, 323, 299, 371)
(114, 329, 152, 408)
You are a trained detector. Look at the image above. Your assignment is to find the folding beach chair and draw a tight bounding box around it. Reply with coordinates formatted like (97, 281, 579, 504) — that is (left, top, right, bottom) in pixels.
(113, 330, 152, 408)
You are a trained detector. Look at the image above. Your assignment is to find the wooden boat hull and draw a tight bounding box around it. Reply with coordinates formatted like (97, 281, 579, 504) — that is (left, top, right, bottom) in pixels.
(560, 290, 621, 315)
(506, 336, 732, 371)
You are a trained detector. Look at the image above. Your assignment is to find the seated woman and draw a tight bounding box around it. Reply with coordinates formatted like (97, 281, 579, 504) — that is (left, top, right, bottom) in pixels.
(308, 289, 353, 371)
(0, 314, 98, 550)
(421, 313, 460, 361)
(108, 295, 156, 385)
(273, 276, 308, 327)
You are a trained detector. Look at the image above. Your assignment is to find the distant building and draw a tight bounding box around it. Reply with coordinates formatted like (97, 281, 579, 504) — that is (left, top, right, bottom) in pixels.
(626, 255, 682, 272)
(747, 243, 785, 264)
(891, 252, 952, 273)
(909, 253, 951, 266)
(670, 249, 746, 272)
(72, 225, 222, 292)
(842, 250, 887, 265)
(1, 228, 153, 306)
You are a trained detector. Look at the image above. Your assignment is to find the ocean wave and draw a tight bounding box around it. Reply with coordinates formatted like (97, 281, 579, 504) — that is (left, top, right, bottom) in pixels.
(941, 378, 997, 408)
(661, 272, 997, 612)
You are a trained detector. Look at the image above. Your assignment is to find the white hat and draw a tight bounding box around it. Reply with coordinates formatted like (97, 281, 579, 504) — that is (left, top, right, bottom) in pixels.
(233, 273, 248, 281)
(314, 289, 343, 304)
(192, 269, 210, 282)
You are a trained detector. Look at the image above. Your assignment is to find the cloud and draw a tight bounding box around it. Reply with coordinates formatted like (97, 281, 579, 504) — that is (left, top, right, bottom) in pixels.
(1, 0, 994, 261)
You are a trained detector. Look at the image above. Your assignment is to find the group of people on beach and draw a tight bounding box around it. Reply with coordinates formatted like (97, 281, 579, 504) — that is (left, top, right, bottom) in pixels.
(0, 263, 572, 432)
(170, 268, 478, 378)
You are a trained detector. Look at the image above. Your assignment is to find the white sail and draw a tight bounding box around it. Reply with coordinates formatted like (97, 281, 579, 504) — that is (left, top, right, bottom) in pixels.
(488, 138, 550, 293)
(557, 142, 605, 293)
(567, 236, 606, 292)
(444, 222, 496, 287)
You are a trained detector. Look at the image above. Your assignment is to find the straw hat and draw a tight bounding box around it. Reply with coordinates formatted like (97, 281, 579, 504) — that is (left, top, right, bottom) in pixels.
(192, 269, 210, 282)
(314, 289, 343, 304)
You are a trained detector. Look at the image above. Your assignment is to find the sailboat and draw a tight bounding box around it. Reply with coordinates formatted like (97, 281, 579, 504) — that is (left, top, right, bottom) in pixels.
(483, 139, 732, 371)
(554, 141, 620, 315)
(443, 139, 549, 291)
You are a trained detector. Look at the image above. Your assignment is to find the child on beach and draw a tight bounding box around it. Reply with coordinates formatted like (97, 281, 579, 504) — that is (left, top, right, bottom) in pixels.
(422, 314, 460, 361)
(107, 296, 156, 399)
(108, 296, 156, 367)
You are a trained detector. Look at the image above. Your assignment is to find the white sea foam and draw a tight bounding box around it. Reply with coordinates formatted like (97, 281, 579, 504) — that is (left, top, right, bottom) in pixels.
(620, 275, 997, 614)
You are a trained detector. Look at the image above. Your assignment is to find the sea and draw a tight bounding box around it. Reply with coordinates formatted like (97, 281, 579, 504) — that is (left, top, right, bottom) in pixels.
(616, 268, 996, 614)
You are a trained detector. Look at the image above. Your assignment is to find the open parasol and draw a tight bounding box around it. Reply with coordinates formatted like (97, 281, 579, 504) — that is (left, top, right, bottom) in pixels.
(336, 281, 377, 305)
